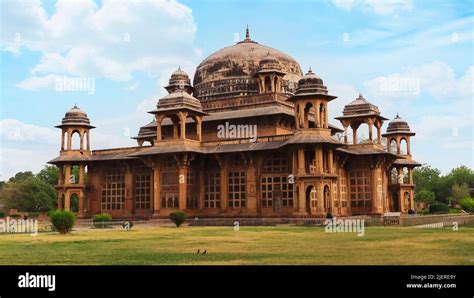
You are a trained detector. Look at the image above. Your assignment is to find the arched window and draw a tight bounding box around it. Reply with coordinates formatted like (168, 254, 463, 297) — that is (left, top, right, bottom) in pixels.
(304, 102, 314, 128)
(265, 76, 272, 93)
(274, 77, 278, 92)
(71, 130, 81, 150)
(390, 139, 397, 153)
(390, 168, 398, 184)
(400, 138, 407, 155)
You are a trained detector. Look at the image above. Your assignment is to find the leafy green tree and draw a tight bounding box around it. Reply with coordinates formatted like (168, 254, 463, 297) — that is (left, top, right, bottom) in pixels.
(8, 171, 35, 183)
(446, 166, 474, 188)
(415, 189, 435, 204)
(449, 183, 470, 203)
(0, 178, 56, 212)
(37, 165, 58, 187)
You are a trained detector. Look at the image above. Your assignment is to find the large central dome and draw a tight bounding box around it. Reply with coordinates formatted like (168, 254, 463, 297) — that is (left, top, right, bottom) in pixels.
(193, 28, 302, 101)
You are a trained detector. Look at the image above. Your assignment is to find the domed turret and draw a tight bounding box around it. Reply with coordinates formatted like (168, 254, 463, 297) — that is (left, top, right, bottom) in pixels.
(165, 67, 193, 94)
(386, 114, 413, 134)
(57, 105, 95, 128)
(341, 93, 381, 116)
(336, 93, 387, 145)
(295, 68, 328, 95)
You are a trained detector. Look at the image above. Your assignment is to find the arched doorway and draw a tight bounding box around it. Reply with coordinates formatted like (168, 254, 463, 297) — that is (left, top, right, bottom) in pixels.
(404, 192, 410, 211)
(70, 193, 79, 213)
(305, 185, 316, 213)
(324, 185, 330, 211)
(393, 192, 399, 211)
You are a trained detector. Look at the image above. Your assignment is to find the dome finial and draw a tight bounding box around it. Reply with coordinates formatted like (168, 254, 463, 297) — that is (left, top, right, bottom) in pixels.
(396, 112, 400, 118)
(246, 25, 250, 40)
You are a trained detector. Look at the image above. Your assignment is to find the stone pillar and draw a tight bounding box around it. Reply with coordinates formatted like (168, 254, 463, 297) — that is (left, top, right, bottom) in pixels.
(396, 137, 401, 155)
(317, 182, 324, 215)
(78, 192, 84, 218)
(79, 164, 85, 185)
(407, 137, 411, 155)
(408, 168, 413, 184)
(317, 147, 323, 174)
(64, 164, 71, 185)
(152, 166, 161, 215)
(196, 117, 202, 142)
(297, 148, 305, 175)
(198, 165, 205, 209)
(220, 159, 228, 211)
(343, 126, 348, 144)
(368, 122, 373, 142)
(67, 128, 72, 150)
(324, 104, 329, 129)
(61, 129, 65, 150)
(178, 112, 187, 140)
(156, 117, 163, 142)
(80, 130, 84, 150)
(124, 167, 133, 215)
(352, 127, 358, 145)
(376, 121, 382, 144)
(328, 149, 333, 174)
(315, 100, 320, 128)
(298, 181, 306, 213)
(87, 130, 90, 150)
(246, 159, 257, 215)
(178, 165, 187, 210)
(64, 190, 71, 211)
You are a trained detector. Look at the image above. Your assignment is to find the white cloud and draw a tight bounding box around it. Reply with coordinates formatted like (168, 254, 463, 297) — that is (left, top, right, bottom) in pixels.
(0, 118, 136, 180)
(1, 0, 199, 88)
(14, 74, 60, 91)
(331, 0, 413, 15)
(364, 62, 474, 101)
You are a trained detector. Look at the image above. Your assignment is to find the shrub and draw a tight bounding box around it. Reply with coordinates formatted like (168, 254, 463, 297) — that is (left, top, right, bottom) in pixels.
(460, 197, 474, 213)
(93, 213, 112, 228)
(50, 210, 75, 234)
(429, 202, 450, 214)
(10, 214, 21, 219)
(169, 211, 187, 227)
(0, 211, 5, 218)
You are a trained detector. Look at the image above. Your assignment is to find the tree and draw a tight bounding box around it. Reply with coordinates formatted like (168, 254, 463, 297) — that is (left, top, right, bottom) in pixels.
(37, 165, 58, 187)
(8, 171, 35, 183)
(413, 165, 441, 193)
(415, 189, 435, 204)
(449, 183, 470, 203)
(0, 178, 56, 212)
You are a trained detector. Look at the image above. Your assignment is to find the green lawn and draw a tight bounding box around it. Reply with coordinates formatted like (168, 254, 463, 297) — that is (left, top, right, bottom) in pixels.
(0, 226, 473, 265)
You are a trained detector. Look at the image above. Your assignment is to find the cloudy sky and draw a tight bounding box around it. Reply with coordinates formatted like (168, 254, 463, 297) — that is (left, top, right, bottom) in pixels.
(0, 0, 472, 180)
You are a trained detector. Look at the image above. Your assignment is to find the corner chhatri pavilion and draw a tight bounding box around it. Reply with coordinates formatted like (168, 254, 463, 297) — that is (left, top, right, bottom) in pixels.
(49, 28, 421, 219)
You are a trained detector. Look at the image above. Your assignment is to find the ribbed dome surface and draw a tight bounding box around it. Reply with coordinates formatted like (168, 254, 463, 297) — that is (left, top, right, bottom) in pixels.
(193, 30, 302, 100)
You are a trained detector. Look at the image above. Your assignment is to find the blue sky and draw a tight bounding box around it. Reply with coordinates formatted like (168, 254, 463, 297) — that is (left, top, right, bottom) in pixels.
(0, 0, 473, 180)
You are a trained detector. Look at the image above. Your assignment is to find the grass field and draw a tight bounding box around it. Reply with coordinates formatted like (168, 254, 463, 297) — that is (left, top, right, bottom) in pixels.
(0, 226, 473, 265)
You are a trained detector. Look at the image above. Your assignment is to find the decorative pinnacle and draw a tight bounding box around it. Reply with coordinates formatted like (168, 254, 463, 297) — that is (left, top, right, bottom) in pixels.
(396, 113, 400, 118)
(246, 25, 250, 40)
